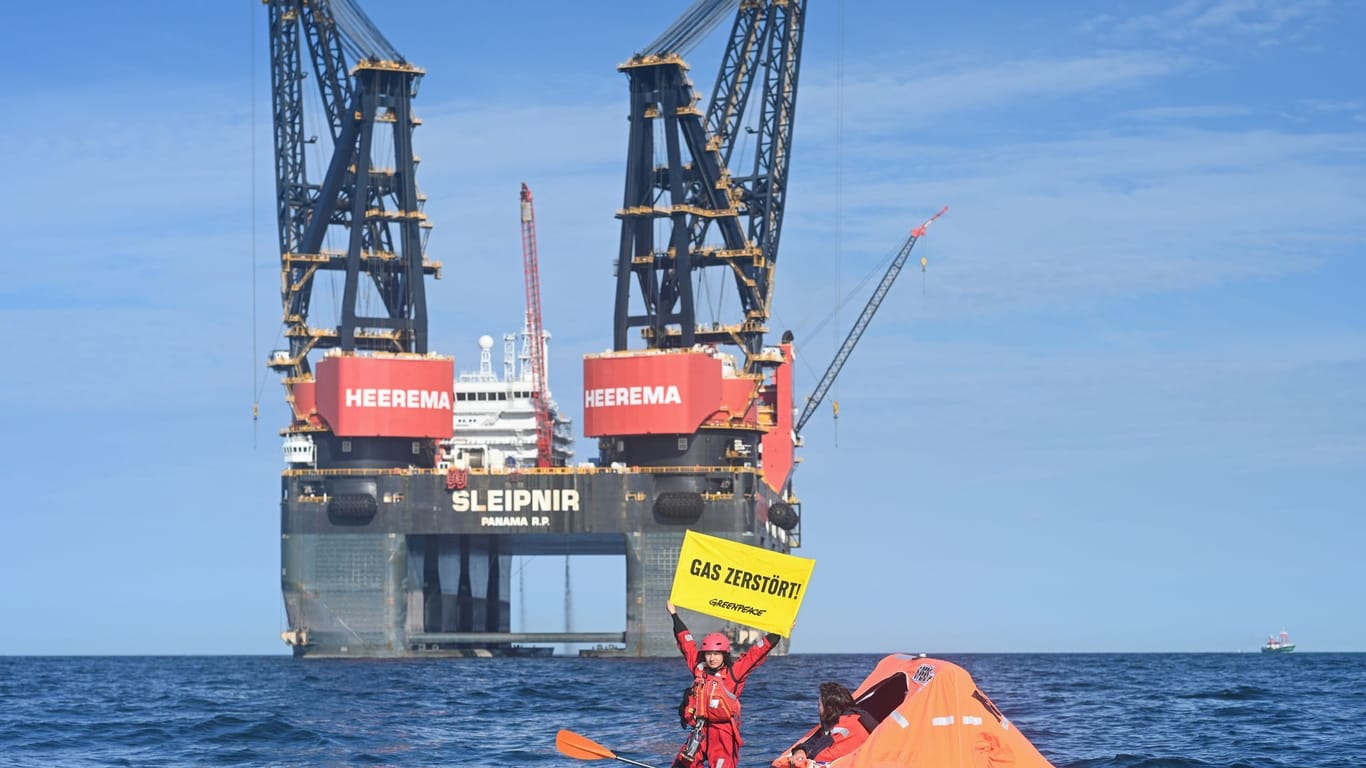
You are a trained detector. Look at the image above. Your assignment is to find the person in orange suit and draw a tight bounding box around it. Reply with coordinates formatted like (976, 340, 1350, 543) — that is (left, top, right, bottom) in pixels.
(782, 682, 877, 767)
(668, 600, 780, 768)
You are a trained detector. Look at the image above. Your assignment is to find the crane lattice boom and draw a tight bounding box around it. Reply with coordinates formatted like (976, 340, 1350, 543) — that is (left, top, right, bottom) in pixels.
(520, 183, 553, 468)
(612, 0, 807, 372)
(797, 206, 948, 434)
(265, 0, 437, 380)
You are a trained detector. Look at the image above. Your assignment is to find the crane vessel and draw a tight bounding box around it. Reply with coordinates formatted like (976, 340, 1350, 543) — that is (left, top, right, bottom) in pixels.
(266, 0, 930, 658)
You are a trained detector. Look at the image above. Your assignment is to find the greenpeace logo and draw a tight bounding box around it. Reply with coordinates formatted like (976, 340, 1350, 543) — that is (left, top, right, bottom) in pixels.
(344, 388, 452, 410)
(708, 598, 766, 617)
(584, 385, 682, 408)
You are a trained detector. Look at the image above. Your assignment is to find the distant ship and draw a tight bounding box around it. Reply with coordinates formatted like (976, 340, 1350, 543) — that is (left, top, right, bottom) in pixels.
(1261, 630, 1295, 653)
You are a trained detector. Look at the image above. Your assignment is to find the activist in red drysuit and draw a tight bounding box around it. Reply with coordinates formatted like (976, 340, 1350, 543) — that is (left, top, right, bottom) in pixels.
(668, 600, 780, 768)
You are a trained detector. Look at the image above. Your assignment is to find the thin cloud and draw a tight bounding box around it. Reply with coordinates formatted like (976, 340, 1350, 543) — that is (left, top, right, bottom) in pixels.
(1120, 104, 1254, 122)
(1092, 0, 1332, 44)
(1301, 99, 1364, 113)
(780, 124, 1365, 321)
(799, 51, 1190, 133)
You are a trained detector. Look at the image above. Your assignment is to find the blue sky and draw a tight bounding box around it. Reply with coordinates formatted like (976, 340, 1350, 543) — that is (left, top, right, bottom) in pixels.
(2, 0, 1361, 655)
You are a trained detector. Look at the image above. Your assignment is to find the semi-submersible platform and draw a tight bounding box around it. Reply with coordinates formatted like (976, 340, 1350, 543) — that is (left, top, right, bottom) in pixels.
(265, 0, 816, 658)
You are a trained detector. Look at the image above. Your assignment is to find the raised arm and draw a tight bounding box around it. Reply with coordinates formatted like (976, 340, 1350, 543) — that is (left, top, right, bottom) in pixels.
(668, 600, 698, 668)
(730, 630, 782, 684)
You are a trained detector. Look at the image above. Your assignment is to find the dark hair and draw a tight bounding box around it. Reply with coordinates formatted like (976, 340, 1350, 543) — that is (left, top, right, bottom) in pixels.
(818, 682, 855, 728)
(695, 650, 733, 670)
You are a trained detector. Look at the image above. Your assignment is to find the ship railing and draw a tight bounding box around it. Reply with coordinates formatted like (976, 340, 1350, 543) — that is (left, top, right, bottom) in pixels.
(283, 463, 765, 477)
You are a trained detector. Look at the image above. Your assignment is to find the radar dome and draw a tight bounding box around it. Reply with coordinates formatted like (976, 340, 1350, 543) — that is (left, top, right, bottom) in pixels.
(478, 335, 494, 350)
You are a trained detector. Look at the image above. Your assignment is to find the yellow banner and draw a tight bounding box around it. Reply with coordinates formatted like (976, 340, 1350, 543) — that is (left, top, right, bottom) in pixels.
(669, 530, 815, 637)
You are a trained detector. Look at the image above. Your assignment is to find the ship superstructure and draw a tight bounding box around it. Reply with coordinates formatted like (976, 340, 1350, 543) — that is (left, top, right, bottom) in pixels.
(1262, 630, 1296, 653)
(443, 331, 575, 472)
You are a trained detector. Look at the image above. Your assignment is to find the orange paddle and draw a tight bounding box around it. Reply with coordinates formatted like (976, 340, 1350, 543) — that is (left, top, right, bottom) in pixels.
(556, 729, 662, 768)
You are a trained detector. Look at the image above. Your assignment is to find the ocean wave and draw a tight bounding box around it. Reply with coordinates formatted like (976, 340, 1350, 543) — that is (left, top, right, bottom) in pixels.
(0, 654, 1362, 767)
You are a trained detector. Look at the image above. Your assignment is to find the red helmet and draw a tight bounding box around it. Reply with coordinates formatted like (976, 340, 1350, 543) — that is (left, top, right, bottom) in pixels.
(701, 633, 732, 652)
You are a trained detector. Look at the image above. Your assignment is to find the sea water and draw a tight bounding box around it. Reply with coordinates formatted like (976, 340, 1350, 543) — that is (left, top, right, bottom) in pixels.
(1, 653, 1362, 767)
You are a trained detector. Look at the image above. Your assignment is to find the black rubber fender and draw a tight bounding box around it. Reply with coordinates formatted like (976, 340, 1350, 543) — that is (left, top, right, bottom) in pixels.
(654, 492, 704, 524)
(329, 493, 378, 523)
(768, 502, 799, 531)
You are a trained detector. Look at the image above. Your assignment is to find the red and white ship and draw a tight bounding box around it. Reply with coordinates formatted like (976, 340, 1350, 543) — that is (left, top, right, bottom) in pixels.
(266, 0, 820, 658)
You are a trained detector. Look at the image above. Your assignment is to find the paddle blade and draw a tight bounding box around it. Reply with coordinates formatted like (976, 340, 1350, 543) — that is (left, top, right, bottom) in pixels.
(557, 729, 616, 761)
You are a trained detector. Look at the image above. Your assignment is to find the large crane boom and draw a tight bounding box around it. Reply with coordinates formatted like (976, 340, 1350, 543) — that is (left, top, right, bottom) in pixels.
(586, 0, 808, 498)
(265, 0, 437, 383)
(265, 0, 449, 477)
(520, 183, 553, 468)
(611, 0, 806, 371)
(797, 206, 949, 434)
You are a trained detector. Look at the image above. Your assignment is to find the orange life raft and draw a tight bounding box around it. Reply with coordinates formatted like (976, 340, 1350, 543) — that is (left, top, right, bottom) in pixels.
(771, 654, 1057, 768)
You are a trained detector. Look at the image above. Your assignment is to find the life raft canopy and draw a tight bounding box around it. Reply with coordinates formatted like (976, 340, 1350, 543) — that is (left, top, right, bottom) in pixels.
(771, 654, 1057, 768)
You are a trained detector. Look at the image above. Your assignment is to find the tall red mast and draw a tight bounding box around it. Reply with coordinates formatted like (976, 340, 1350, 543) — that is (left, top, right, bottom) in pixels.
(520, 183, 553, 467)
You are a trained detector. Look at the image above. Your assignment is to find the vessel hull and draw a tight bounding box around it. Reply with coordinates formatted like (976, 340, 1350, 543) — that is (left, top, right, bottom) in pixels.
(280, 466, 795, 658)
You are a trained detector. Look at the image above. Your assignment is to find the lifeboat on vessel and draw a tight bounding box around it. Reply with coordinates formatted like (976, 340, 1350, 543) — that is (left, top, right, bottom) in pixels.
(770, 654, 1056, 768)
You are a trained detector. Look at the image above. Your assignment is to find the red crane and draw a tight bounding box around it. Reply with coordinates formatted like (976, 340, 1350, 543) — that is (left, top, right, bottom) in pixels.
(520, 182, 553, 467)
